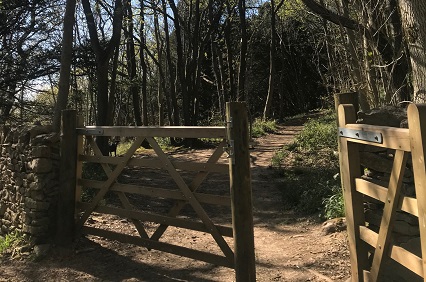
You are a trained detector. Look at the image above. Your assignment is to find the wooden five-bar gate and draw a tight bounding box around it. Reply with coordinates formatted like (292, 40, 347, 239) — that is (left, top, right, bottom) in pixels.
(56, 102, 255, 282)
(338, 101, 426, 281)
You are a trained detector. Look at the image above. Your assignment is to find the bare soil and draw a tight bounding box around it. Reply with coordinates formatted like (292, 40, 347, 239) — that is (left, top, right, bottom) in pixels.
(0, 119, 351, 282)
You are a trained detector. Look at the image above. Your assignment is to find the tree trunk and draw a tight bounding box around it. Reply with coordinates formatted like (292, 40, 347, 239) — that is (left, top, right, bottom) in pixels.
(53, 0, 77, 131)
(82, 0, 123, 154)
(237, 0, 247, 101)
(263, 0, 276, 120)
(107, 45, 119, 125)
(126, 0, 142, 126)
(224, 12, 236, 102)
(169, 0, 189, 125)
(140, 0, 149, 126)
(398, 0, 426, 103)
(162, 0, 179, 126)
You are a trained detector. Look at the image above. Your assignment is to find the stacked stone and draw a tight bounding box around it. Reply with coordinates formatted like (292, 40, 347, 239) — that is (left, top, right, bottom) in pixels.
(0, 124, 60, 244)
(357, 106, 421, 281)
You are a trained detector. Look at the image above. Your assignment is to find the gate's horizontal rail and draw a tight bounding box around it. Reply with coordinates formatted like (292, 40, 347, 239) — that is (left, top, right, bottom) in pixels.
(339, 124, 410, 151)
(77, 126, 227, 138)
(79, 179, 231, 206)
(81, 226, 234, 268)
(355, 178, 418, 217)
(79, 204, 233, 237)
(79, 155, 229, 174)
(359, 226, 423, 278)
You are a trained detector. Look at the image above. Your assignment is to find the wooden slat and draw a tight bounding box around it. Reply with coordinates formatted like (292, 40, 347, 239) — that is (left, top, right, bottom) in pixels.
(79, 179, 231, 206)
(79, 155, 229, 174)
(81, 226, 234, 268)
(84, 137, 151, 240)
(343, 123, 410, 151)
(146, 137, 234, 260)
(369, 150, 408, 281)
(81, 203, 233, 237)
(355, 178, 418, 217)
(76, 136, 145, 229)
(359, 226, 423, 278)
(150, 140, 228, 241)
(78, 126, 227, 138)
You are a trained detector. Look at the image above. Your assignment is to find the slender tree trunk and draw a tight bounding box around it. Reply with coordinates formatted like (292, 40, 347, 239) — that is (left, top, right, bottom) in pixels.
(107, 45, 119, 125)
(139, 0, 149, 125)
(53, 0, 77, 131)
(263, 0, 276, 120)
(125, 0, 142, 126)
(162, 0, 179, 126)
(169, 0, 188, 124)
(237, 0, 247, 101)
(224, 15, 236, 101)
(153, 8, 165, 126)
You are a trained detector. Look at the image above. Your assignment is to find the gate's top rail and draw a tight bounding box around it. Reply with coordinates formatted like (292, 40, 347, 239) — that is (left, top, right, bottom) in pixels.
(338, 123, 410, 151)
(77, 126, 227, 138)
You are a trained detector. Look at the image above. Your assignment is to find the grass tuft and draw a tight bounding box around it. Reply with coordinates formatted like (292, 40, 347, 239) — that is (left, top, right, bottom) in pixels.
(251, 118, 277, 138)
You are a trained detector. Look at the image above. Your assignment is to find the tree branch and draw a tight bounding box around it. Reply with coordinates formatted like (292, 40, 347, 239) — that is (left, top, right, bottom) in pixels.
(300, 0, 364, 32)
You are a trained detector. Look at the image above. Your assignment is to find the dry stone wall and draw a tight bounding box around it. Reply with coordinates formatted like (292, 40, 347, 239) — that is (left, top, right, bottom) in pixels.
(0, 124, 60, 244)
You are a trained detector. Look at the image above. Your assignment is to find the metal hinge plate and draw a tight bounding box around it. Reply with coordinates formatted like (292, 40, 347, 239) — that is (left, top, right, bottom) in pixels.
(338, 127, 383, 144)
(77, 129, 104, 136)
(223, 140, 235, 164)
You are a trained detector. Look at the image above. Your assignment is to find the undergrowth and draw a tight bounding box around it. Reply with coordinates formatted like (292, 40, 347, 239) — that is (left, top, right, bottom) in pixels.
(273, 109, 344, 218)
(0, 231, 27, 257)
(251, 118, 277, 138)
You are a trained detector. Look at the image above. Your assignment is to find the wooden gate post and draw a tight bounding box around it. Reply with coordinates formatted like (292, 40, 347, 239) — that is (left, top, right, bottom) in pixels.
(337, 104, 369, 281)
(334, 92, 359, 115)
(226, 102, 256, 282)
(56, 110, 78, 246)
(408, 104, 426, 280)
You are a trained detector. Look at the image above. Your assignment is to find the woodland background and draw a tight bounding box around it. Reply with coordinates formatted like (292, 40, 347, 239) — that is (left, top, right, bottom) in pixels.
(1, 0, 426, 144)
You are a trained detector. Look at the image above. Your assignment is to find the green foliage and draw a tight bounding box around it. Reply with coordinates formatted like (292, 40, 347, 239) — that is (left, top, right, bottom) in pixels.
(251, 118, 277, 138)
(291, 111, 337, 152)
(115, 140, 133, 156)
(273, 111, 344, 217)
(322, 183, 345, 220)
(0, 231, 26, 256)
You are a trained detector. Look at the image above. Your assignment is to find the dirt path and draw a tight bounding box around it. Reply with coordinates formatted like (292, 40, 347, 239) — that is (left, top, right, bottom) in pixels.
(0, 122, 350, 282)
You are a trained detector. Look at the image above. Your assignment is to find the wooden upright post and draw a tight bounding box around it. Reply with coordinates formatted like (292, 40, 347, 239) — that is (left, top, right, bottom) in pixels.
(226, 102, 256, 282)
(334, 92, 359, 115)
(337, 104, 369, 281)
(56, 110, 78, 246)
(407, 104, 426, 280)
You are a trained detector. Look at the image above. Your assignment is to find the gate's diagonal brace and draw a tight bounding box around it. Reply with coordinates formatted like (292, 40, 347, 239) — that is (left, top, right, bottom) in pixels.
(368, 150, 408, 281)
(85, 137, 149, 240)
(146, 137, 234, 262)
(76, 136, 145, 230)
(150, 139, 227, 241)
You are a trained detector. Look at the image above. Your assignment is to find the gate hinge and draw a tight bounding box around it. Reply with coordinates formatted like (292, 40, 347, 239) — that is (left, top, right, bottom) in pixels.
(223, 140, 235, 164)
(77, 128, 104, 136)
(338, 127, 383, 144)
(226, 117, 233, 129)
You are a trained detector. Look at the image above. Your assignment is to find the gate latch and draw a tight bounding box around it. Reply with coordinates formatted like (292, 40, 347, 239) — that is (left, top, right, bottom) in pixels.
(223, 140, 235, 164)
